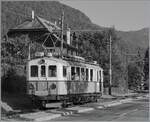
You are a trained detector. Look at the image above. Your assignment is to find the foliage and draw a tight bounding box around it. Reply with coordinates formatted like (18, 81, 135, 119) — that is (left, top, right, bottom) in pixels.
(144, 48, 149, 80)
(127, 49, 147, 90)
(1, 35, 29, 66)
(77, 29, 126, 88)
(1, 35, 27, 93)
(143, 48, 149, 89)
(128, 63, 143, 90)
(1, 67, 26, 93)
(1, 33, 47, 93)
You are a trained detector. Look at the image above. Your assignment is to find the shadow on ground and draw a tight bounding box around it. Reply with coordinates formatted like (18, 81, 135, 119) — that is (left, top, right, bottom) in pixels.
(1, 92, 37, 113)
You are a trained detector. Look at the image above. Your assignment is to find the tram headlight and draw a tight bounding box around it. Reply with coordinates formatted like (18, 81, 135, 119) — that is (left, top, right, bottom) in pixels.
(48, 83, 56, 94)
(51, 83, 56, 90)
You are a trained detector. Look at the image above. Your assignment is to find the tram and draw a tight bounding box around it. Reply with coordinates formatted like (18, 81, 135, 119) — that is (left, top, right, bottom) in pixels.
(26, 52, 103, 108)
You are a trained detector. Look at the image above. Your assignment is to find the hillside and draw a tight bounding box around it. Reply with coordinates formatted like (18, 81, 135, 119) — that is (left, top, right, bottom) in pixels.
(1, 1, 101, 36)
(117, 28, 149, 54)
(1, 1, 149, 54)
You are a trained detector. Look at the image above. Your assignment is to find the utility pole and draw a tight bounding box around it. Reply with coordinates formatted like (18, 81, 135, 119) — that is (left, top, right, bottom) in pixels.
(109, 35, 112, 95)
(61, 11, 64, 57)
(28, 10, 34, 60)
(125, 54, 128, 92)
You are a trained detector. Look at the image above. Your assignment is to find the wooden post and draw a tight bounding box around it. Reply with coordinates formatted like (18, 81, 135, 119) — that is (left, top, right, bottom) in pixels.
(101, 70, 104, 96)
(27, 35, 30, 60)
(126, 54, 128, 92)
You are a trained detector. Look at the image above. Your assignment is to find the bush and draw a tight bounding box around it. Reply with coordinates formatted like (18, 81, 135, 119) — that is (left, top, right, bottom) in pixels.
(2, 67, 27, 94)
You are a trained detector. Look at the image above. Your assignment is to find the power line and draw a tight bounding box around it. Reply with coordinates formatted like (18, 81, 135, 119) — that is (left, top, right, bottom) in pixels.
(71, 29, 104, 32)
(53, 29, 104, 32)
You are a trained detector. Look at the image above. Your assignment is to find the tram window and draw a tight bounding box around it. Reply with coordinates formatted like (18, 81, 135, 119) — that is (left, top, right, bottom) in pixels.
(31, 65, 38, 77)
(71, 67, 75, 80)
(90, 69, 93, 81)
(97, 71, 99, 82)
(41, 65, 46, 77)
(63, 66, 67, 77)
(76, 67, 80, 76)
(81, 68, 84, 73)
(81, 68, 85, 81)
(76, 67, 80, 80)
(48, 65, 57, 77)
(99, 71, 101, 81)
(86, 68, 89, 81)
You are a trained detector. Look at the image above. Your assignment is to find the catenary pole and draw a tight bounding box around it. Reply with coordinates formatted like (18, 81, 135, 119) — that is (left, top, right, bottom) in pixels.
(109, 35, 112, 95)
(28, 10, 34, 60)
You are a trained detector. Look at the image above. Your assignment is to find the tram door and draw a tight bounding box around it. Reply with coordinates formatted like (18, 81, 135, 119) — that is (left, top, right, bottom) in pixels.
(48, 65, 57, 95)
(37, 65, 48, 93)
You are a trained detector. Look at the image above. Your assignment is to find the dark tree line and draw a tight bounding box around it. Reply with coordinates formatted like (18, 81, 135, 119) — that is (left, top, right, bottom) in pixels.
(1, 34, 44, 93)
(76, 29, 127, 90)
(143, 48, 149, 90)
(127, 48, 149, 90)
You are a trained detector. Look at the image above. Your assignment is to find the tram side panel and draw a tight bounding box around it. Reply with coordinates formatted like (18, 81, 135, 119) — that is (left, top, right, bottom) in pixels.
(64, 67, 101, 95)
(65, 81, 100, 94)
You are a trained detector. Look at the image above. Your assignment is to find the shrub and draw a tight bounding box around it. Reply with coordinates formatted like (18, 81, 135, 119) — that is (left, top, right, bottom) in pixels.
(2, 67, 27, 94)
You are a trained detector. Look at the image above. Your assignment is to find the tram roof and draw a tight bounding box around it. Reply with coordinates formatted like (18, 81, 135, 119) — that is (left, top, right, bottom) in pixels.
(29, 56, 103, 70)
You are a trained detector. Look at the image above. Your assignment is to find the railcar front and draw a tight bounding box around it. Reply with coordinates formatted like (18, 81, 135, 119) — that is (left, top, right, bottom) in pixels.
(26, 57, 69, 107)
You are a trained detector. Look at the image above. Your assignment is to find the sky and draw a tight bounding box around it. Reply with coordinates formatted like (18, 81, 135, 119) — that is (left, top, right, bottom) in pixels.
(59, 0, 150, 31)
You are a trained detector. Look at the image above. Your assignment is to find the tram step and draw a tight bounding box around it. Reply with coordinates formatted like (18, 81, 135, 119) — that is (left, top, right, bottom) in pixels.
(45, 102, 62, 108)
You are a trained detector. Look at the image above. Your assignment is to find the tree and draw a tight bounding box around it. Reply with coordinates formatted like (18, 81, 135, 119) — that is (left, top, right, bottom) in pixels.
(143, 48, 149, 90)
(128, 63, 142, 90)
(127, 48, 146, 90)
(1, 35, 30, 93)
(77, 29, 126, 90)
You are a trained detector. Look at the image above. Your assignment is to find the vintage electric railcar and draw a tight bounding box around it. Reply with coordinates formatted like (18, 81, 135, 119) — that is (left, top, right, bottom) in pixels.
(26, 54, 103, 107)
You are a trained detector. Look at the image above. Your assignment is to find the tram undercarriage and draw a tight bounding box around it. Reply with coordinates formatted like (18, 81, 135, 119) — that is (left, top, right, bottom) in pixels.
(30, 92, 102, 108)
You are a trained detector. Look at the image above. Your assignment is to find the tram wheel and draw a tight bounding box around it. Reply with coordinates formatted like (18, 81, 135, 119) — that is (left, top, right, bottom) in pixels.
(62, 100, 68, 108)
(38, 100, 46, 110)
